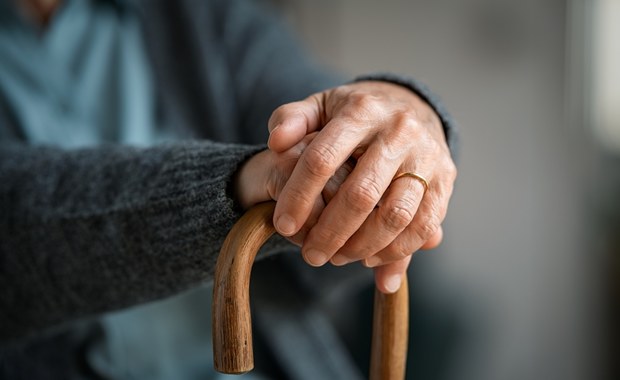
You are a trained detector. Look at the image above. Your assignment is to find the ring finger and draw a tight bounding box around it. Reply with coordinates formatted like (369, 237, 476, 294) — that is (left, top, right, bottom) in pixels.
(363, 186, 447, 267)
(300, 145, 403, 266)
(329, 172, 426, 266)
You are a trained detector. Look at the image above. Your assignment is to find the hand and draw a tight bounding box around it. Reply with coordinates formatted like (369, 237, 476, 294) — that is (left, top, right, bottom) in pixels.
(234, 133, 352, 247)
(267, 81, 457, 294)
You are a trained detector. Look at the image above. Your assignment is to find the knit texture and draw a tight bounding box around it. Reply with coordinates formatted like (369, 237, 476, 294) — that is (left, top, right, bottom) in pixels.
(0, 0, 458, 348)
(0, 141, 267, 340)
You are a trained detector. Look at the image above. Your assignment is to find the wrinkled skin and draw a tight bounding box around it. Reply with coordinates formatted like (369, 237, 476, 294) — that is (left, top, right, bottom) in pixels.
(236, 81, 457, 294)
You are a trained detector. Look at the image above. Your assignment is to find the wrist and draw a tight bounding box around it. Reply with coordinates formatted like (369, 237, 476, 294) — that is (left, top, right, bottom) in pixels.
(233, 149, 272, 210)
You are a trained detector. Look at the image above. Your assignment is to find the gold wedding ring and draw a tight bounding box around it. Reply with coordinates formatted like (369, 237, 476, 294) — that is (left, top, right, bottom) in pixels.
(392, 172, 429, 193)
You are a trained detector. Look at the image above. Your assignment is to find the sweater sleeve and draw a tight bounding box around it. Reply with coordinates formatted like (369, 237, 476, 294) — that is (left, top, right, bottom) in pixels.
(0, 0, 460, 343)
(0, 141, 273, 341)
(213, 0, 343, 142)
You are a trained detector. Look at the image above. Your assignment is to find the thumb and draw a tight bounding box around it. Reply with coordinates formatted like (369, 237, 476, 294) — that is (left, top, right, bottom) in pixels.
(267, 93, 326, 153)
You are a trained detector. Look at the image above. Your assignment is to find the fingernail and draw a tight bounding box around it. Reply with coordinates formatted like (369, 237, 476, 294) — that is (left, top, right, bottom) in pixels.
(267, 125, 280, 148)
(270, 123, 281, 134)
(330, 254, 352, 266)
(276, 214, 296, 236)
(384, 274, 402, 293)
(364, 256, 381, 268)
(305, 249, 328, 267)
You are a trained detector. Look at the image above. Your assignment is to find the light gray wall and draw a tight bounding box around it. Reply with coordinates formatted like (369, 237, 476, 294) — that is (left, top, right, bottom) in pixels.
(277, 1, 602, 379)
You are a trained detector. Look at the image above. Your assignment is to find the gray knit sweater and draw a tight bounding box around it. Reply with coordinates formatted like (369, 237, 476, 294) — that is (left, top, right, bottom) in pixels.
(0, 0, 457, 346)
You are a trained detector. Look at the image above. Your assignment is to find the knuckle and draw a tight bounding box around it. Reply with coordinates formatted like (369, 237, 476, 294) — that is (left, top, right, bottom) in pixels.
(387, 110, 419, 134)
(396, 110, 421, 131)
(283, 186, 315, 207)
(344, 177, 383, 213)
(391, 113, 420, 144)
(412, 213, 440, 242)
(312, 224, 348, 249)
(344, 92, 380, 119)
(355, 93, 378, 109)
(381, 200, 416, 232)
(302, 143, 338, 179)
(385, 241, 413, 261)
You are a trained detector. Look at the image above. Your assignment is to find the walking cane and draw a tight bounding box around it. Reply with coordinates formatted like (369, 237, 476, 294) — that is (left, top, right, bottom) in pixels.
(213, 201, 409, 380)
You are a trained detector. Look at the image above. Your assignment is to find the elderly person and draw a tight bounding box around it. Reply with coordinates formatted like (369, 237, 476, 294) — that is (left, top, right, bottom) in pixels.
(0, 0, 457, 378)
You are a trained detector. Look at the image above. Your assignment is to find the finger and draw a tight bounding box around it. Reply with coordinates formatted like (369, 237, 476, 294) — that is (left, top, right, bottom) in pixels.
(267, 135, 325, 247)
(288, 158, 353, 246)
(420, 226, 443, 250)
(289, 157, 352, 247)
(300, 140, 403, 266)
(364, 185, 449, 267)
(268, 94, 326, 153)
(267, 133, 318, 202)
(322, 158, 355, 204)
(374, 256, 411, 294)
(330, 173, 425, 266)
(273, 118, 367, 239)
(286, 195, 326, 247)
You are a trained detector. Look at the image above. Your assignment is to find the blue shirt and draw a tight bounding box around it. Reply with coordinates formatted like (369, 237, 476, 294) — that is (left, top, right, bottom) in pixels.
(0, 1, 250, 378)
(0, 0, 171, 148)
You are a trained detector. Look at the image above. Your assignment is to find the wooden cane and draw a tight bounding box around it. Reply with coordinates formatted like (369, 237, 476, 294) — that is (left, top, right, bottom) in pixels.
(212, 201, 409, 379)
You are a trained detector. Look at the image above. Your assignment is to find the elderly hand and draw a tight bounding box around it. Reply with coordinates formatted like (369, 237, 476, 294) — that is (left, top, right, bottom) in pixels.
(266, 81, 457, 294)
(234, 133, 352, 247)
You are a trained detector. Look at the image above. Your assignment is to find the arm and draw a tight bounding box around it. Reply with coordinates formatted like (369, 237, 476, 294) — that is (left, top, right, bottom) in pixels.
(0, 141, 264, 341)
(211, 0, 459, 293)
(212, 0, 343, 140)
(0, 0, 345, 341)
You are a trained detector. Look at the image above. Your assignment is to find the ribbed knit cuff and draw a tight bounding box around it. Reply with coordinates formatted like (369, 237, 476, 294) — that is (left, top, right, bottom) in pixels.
(148, 141, 266, 223)
(142, 141, 267, 282)
(0, 140, 268, 340)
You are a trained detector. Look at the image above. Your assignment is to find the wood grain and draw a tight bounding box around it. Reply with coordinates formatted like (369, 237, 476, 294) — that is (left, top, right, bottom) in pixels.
(369, 276, 409, 380)
(212, 201, 409, 379)
(212, 202, 276, 374)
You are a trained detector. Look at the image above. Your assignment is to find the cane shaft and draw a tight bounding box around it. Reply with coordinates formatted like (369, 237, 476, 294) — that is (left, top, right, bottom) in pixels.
(212, 201, 409, 379)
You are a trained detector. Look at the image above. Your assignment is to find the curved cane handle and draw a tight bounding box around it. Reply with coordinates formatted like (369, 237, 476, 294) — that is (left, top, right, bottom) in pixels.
(212, 202, 277, 374)
(212, 201, 409, 379)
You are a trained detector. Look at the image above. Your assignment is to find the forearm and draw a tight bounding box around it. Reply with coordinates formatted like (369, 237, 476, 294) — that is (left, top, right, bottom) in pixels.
(0, 141, 277, 341)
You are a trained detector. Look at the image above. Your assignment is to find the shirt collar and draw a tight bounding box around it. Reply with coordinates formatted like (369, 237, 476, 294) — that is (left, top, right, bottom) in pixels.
(0, 0, 133, 25)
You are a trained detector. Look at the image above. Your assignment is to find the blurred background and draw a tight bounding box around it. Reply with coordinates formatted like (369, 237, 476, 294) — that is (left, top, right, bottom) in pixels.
(271, 0, 619, 379)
